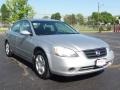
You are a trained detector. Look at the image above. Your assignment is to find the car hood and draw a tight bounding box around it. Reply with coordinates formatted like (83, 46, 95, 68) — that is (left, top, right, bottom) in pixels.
(36, 34, 108, 51)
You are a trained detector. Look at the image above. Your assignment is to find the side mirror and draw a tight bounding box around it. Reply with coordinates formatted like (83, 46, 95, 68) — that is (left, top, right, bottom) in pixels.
(20, 30, 32, 36)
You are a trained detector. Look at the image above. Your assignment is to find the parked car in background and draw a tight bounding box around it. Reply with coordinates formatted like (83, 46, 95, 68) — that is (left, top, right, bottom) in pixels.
(5, 19, 114, 79)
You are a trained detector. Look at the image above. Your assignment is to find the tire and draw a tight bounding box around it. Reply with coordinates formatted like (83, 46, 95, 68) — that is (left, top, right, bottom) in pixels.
(33, 51, 51, 79)
(5, 42, 13, 57)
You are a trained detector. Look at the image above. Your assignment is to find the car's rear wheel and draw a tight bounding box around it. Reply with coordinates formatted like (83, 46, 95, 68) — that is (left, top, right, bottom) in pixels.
(34, 51, 51, 79)
(5, 42, 13, 57)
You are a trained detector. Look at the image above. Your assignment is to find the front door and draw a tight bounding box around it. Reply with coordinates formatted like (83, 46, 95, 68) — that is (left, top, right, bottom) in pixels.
(15, 20, 34, 61)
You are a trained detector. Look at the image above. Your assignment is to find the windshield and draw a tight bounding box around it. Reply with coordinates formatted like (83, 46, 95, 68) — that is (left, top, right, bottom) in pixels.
(32, 21, 79, 35)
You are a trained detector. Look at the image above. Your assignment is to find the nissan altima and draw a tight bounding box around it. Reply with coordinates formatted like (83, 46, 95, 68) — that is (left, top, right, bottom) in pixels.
(5, 19, 114, 79)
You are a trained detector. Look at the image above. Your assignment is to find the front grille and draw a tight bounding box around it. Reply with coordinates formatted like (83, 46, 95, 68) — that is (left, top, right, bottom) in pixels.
(83, 48, 107, 59)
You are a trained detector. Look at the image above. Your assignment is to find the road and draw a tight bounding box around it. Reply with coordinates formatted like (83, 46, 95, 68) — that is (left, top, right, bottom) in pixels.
(0, 32, 120, 90)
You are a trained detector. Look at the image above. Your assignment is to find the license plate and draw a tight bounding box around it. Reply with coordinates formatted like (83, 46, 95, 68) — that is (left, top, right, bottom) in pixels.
(96, 59, 106, 67)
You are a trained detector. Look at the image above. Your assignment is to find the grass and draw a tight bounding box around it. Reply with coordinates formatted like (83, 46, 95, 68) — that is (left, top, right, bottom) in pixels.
(73, 24, 113, 33)
(0, 27, 8, 32)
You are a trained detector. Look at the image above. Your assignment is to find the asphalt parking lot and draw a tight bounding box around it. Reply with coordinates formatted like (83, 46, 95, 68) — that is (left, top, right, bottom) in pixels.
(0, 32, 120, 90)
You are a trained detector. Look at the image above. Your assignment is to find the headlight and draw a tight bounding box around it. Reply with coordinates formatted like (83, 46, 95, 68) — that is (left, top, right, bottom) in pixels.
(54, 47, 78, 57)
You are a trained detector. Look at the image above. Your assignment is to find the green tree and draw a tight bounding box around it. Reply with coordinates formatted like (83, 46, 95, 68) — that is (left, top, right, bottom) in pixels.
(64, 14, 77, 25)
(51, 12, 61, 20)
(91, 12, 99, 25)
(0, 4, 10, 23)
(43, 16, 49, 19)
(100, 12, 114, 24)
(87, 16, 93, 25)
(64, 15, 69, 24)
(0, 16, 1, 21)
(115, 16, 120, 24)
(91, 11, 114, 25)
(6, 0, 35, 22)
(76, 14, 84, 25)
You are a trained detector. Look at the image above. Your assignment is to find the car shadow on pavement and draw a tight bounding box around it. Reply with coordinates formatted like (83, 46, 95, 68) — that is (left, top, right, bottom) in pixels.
(12, 55, 34, 70)
(50, 70, 104, 82)
(12, 55, 104, 82)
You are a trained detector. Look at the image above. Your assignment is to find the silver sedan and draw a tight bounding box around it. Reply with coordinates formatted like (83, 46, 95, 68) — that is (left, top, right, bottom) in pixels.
(5, 19, 114, 79)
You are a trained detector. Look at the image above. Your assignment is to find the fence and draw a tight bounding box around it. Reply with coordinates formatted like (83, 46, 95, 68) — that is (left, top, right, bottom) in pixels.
(0, 24, 119, 33)
(114, 25, 120, 32)
(73, 24, 114, 33)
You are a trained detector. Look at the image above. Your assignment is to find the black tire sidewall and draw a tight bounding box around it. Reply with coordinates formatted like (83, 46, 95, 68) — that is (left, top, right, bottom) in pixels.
(34, 51, 50, 79)
(5, 42, 13, 57)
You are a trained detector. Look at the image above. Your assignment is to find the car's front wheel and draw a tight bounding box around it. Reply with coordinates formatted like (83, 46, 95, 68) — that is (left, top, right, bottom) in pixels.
(34, 51, 51, 79)
(5, 42, 13, 57)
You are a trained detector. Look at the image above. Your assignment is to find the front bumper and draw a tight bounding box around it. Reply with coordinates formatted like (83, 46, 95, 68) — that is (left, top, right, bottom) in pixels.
(48, 50, 114, 76)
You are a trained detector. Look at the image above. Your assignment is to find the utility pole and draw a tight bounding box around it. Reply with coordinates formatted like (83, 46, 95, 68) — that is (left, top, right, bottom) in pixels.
(98, 2, 101, 32)
(98, 2, 100, 23)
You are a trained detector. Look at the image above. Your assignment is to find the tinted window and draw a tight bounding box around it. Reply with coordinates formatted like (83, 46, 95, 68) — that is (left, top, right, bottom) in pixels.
(55, 22, 77, 34)
(20, 20, 32, 33)
(11, 22, 20, 33)
(32, 21, 56, 35)
(32, 21, 79, 35)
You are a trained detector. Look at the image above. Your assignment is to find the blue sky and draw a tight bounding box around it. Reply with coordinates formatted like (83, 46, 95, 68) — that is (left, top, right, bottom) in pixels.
(0, 0, 120, 18)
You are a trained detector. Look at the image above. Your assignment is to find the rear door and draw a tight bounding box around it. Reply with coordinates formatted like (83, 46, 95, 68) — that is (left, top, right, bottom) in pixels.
(8, 21, 21, 53)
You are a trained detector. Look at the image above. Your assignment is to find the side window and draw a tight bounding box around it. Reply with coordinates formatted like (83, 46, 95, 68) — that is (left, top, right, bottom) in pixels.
(11, 22, 20, 33)
(32, 22, 55, 35)
(20, 21, 32, 33)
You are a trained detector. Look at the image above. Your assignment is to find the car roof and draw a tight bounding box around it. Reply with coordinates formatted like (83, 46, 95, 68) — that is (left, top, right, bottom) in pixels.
(13, 19, 62, 25)
(30, 19, 60, 22)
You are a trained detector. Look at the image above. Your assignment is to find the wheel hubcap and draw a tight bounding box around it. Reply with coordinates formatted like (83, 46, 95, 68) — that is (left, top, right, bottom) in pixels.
(6, 43, 10, 55)
(35, 55, 45, 75)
